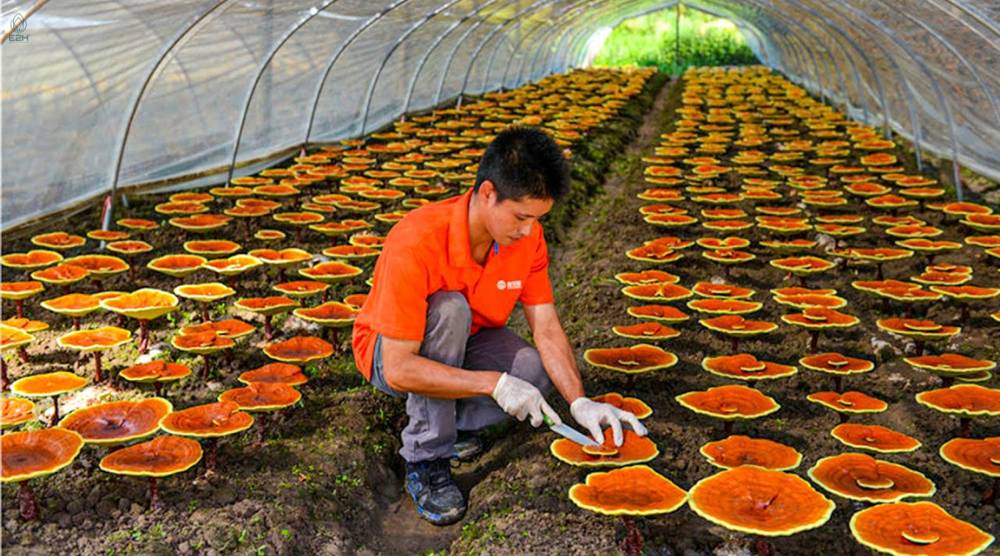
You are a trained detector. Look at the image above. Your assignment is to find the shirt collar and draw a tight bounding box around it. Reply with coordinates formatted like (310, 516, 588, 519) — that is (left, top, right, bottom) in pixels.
(448, 188, 477, 268)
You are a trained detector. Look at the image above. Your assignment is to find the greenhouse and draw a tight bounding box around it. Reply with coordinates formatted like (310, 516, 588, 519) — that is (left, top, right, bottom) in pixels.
(1, 1, 998, 554)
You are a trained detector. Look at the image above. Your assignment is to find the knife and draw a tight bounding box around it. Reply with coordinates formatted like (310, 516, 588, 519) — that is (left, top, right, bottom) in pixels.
(543, 415, 600, 446)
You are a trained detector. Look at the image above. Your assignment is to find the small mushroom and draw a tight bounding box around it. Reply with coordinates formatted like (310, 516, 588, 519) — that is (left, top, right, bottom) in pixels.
(99, 435, 203, 510)
(10, 371, 88, 425)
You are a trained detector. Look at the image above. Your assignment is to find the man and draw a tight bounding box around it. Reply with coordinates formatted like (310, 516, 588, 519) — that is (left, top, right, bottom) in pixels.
(351, 127, 647, 526)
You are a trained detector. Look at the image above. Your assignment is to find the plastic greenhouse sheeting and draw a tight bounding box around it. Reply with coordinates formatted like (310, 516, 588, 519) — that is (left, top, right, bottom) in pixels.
(2, 0, 998, 229)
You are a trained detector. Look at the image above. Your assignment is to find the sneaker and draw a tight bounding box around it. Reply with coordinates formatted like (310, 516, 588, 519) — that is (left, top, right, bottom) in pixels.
(452, 430, 484, 461)
(404, 458, 467, 526)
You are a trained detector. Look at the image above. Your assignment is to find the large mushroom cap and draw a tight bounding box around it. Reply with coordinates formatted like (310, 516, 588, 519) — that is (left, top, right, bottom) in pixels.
(614, 270, 680, 285)
(0, 324, 35, 351)
(905, 354, 996, 378)
(781, 308, 860, 329)
(876, 318, 960, 339)
(119, 361, 192, 384)
(699, 315, 778, 335)
(568, 465, 687, 516)
(591, 392, 652, 419)
(234, 296, 299, 316)
(799, 352, 875, 375)
(173, 282, 236, 302)
(57, 326, 132, 352)
(938, 437, 999, 477)
(11, 371, 88, 397)
(160, 401, 254, 438)
(100, 288, 179, 320)
(1, 428, 84, 482)
(1, 398, 36, 428)
(551, 429, 658, 467)
(701, 354, 797, 381)
(1, 250, 63, 270)
(59, 398, 173, 445)
(688, 466, 834, 536)
(238, 363, 308, 386)
(171, 331, 235, 354)
(915, 385, 1000, 417)
(627, 304, 689, 323)
(583, 344, 678, 374)
(807, 391, 888, 414)
(831, 423, 922, 453)
(687, 299, 762, 315)
(298, 261, 364, 283)
(40, 293, 102, 317)
(699, 435, 802, 470)
(850, 501, 994, 555)
(0, 281, 45, 300)
(218, 383, 302, 411)
(179, 319, 255, 339)
(808, 453, 935, 503)
(99, 435, 203, 477)
(263, 335, 333, 363)
(611, 321, 681, 340)
(621, 283, 692, 302)
(676, 384, 780, 420)
(293, 302, 359, 326)
(147, 254, 208, 277)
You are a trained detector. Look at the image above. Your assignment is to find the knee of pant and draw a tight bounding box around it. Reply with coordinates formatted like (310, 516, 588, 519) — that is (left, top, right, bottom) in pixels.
(426, 291, 472, 332)
(513, 347, 553, 394)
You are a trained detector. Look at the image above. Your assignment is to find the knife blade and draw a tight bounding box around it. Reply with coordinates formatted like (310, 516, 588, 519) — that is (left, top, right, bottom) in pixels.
(543, 415, 600, 446)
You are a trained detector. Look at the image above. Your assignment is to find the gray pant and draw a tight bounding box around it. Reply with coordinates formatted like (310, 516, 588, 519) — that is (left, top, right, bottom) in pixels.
(370, 291, 554, 463)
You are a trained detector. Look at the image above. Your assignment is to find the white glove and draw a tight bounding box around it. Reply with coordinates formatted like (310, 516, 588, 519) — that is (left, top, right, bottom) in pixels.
(570, 397, 648, 447)
(491, 373, 561, 427)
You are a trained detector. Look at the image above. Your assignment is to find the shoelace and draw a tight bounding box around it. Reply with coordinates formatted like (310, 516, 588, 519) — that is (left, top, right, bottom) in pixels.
(427, 459, 454, 489)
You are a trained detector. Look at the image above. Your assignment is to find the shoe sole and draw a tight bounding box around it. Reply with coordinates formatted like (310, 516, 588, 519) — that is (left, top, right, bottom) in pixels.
(405, 476, 466, 526)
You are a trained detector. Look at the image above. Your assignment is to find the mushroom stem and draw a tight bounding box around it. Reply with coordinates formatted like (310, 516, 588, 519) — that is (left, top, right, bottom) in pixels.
(959, 417, 971, 438)
(93, 352, 104, 382)
(875, 263, 884, 281)
(982, 477, 998, 505)
(18, 347, 29, 364)
(72, 317, 81, 331)
(619, 516, 642, 556)
(753, 536, 775, 556)
(834, 375, 843, 393)
(138, 320, 150, 354)
(941, 376, 955, 388)
(914, 340, 925, 356)
(93, 279, 103, 291)
(838, 412, 849, 424)
(322, 289, 329, 303)
(18, 481, 39, 521)
(1, 358, 9, 390)
(264, 316, 273, 341)
(117, 315, 126, 328)
(808, 331, 819, 353)
(148, 477, 162, 510)
(201, 305, 210, 323)
(329, 327, 339, 353)
(799, 275, 807, 287)
(625, 374, 635, 390)
(154, 382, 163, 397)
(50, 395, 61, 426)
(201, 354, 212, 381)
(205, 438, 218, 472)
(959, 304, 970, 323)
(723, 421, 734, 436)
(14, 299, 24, 319)
(730, 337, 740, 352)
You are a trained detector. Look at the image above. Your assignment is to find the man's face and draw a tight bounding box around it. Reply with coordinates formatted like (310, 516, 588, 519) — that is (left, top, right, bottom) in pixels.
(479, 181, 554, 246)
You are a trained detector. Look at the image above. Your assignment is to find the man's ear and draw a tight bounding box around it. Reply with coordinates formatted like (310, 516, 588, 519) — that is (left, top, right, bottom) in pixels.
(478, 180, 496, 204)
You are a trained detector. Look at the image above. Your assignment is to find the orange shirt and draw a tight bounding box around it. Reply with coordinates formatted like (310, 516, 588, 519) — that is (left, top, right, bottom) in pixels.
(351, 188, 554, 380)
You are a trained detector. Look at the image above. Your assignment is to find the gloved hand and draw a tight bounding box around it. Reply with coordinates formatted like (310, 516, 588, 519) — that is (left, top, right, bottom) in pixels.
(490, 373, 561, 427)
(570, 397, 648, 447)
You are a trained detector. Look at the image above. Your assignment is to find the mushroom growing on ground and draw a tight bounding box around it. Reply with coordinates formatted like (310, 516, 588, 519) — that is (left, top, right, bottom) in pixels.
(40, 293, 102, 329)
(590, 393, 651, 419)
(56, 326, 132, 383)
(798, 352, 875, 392)
(875, 318, 960, 356)
(807, 391, 888, 422)
(0, 324, 34, 389)
(698, 315, 778, 352)
(699, 435, 802, 471)
(701, 354, 797, 386)
(780, 308, 860, 353)
(119, 360, 193, 397)
(807, 452, 935, 503)
(568, 465, 687, 556)
(904, 354, 996, 387)
(170, 331, 235, 381)
(550, 429, 658, 467)
(0, 281, 44, 319)
(938, 437, 999, 504)
(915, 384, 1000, 437)
(849, 501, 993, 555)
(583, 344, 678, 388)
(1, 428, 84, 520)
(292, 301, 359, 351)
(831, 423, 922, 453)
(1, 397, 36, 429)
(59, 398, 172, 445)
(99, 435, 203, 510)
(234, 296, 299, 341)
(675, 385, 780, 436)
(100, 288, 179, 354)
(160, 401, 254, 473)
(174, 283, 236, 322)
(10, 371, 88, 426)
(237, 362, 308, 386)
(687, 466, 834, 555)
(218, 383, 301, 444)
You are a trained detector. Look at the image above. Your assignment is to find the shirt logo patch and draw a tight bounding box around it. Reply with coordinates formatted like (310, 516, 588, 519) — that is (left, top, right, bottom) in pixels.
(496, 279, 521, 291)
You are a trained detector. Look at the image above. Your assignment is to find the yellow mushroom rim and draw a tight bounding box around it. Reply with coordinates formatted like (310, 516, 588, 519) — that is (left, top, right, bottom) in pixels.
(56, 326, 133, 353)
(701, 354, 798, 381)
(98, 435, 203, 478)
(687, 466, 835, 537)
(613, 270, 680, 286)
(806, 391, 888, 414)
(807, 453, 936, 503)
(201, 255, 263, 276)
(875, 318, 960, 339)
(183, 240, 242, 256)
(904, 354, 997, 377)
(698, 436, 803, 471)
(849, 502, 994, 556)
(160, 401, 255, 439)
(99, 289, 179, 321)
(58, 397, 174, 446)
(914, 385, 1000, 417)
(769, 256, 836, 275)
(687, 299, 763, 315)
(1, 397, 37, 428)
(550, 429, 659, 468)
(582, 344, 679, 374)
(675, 384, 781, 420)
(298, 262, 365, 284)
(620, 284, 693, 302)
(11, 371, 89, 397)
(293, 302, 359, 327)
(217, 383, 302, 411)
(0, 428, 85, 482)
(0, 324, 35, 350)
(173, 283, 237, 302)
(698, 315, 779, 336)
(234, 296, 299, 316)
(938, 437, 999, 478)
(0, 281, 45, 300)
(567, 465, 688, 516)
(170, 331, 235, 355)
(831, 423, 922, 454)
(626, 304, 690, 323)
(591, 392, 653, 420)
(146, 254, 209, 277)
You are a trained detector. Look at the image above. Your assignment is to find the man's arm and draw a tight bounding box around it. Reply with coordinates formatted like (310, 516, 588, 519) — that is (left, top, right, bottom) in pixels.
(521, 302, 585, 404)
(380, 336, 502, 399)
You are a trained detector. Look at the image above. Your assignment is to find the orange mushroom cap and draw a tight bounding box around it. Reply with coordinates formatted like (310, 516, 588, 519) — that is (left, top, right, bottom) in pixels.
(59, 398, 173, 445)
(293, 302, 359, 326)
(1, 398, 36, 428)
(676, 384, 780, 420)
(849, 501, 994, 555)
(99, 435, 202, 477)
(1, 250, 63, 270)
(688, 466, 834, 536)
(160, 401, 254, 438)
(171, 331, 235, 354)
(807, 391, 888, 414)
(614, 270, 680, 285)
(1, 428, 85, 482)
(611, 321, 681, 340)
(147, 254, 208, 277)
(41, 293, 102, 316)
(938, 437, 999, 478)
(808, 453, 935, 503)
(551, 429, 658, 467)
(915, 385, 1000, 417)
(119, 361, 193, 384)
(701, 354, 797, 381)
(263, 335, 333, 363)
(699, 314, 778, 335)
(238, 362, 308, 386)
(568, 465, 687, 516)
(591, 392, 652, 419)
(699, 435, 802, 470)
(799, 352, 874, 375)
(905, 354, 996, 377)
(11, 371, 88, 397)
(781, 308, 860, 329)
(100, 288, 179, 320)
(218, 382, 301, 411)
(583, 344, 678, 374)
(831, 423, 922, 453)
(57, 326, 132, 352)
(627, 304, 689, 323)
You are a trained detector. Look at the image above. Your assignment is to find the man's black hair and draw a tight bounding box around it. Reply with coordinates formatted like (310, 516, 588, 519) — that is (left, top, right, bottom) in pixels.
(474, 126, 570, 202)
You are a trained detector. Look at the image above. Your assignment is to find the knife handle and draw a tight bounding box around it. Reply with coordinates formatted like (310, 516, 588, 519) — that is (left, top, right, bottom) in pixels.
(542, 415, 554, 427)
